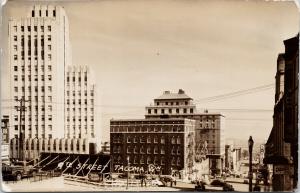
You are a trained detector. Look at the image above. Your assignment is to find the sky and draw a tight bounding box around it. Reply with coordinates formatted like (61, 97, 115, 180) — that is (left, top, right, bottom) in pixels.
(1, 0, 299, 145)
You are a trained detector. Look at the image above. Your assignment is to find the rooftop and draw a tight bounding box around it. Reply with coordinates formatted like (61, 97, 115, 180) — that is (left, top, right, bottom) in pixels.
(155, 89, 192, 100)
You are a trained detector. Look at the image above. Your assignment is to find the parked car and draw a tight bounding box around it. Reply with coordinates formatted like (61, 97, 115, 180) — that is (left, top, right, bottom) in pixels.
(2, 161, 38, 181)
(209, 179, 234, 191)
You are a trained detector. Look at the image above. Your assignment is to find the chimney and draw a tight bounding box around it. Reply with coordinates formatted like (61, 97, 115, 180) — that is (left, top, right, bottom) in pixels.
(178, 89, 185, 94)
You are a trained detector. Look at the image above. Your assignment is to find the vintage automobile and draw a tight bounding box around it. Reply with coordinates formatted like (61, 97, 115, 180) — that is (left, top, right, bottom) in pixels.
(2, 161, 38, 181)
(207, 179, 235, 191)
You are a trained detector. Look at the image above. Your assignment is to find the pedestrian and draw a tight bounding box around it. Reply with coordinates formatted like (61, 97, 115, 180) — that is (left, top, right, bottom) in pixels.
(170, 180, 173, 187)
(174, 180, 177, 186)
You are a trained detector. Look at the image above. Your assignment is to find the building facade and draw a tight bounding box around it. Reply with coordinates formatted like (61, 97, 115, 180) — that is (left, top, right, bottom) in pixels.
(1, 115, 10, 162)
(264, 35, 298, 191)
(110, 118, 195, 179)
(145, 89, 225, 175)
(65, 65, 96, 139)
(9, 5, 71, 140)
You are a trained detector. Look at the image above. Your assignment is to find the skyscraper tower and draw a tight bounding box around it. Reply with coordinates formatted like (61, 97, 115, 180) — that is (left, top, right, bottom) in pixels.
(9, 5, 71, 140)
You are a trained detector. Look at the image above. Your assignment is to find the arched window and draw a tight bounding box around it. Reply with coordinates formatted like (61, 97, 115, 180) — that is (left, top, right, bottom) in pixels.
(177, 157, 181, 166)
(140, 156, 144, 164)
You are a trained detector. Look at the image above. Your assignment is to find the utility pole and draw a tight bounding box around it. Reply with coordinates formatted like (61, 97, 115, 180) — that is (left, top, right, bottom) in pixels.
(17, 96, 29, 161)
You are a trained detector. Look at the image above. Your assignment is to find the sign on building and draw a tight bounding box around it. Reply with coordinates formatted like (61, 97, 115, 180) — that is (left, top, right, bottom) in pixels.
(274, 165, 289, 175)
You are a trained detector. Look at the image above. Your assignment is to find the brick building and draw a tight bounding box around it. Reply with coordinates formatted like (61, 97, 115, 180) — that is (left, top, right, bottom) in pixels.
(110, 118, 195, 179)
(145, 89, 225, 175)
(264, 34, 298, 191)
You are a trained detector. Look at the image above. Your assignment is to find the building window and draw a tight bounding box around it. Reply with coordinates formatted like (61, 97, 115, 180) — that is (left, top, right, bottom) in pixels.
(48, 26, 51, 31)
(147, 136, 151, 143)
(177, 157, 181, 166)
(14, 87, 18, 92)
(127, 137, 131, 143)
(14, 36, 17, 41)
(161, 147, 165, 154)
(161, 109, 165, 114)
(147, 147, 151, 154)
(161, 157, 165, 165)
(140, 146, 145, 154)
(147, 156, 151, 164)
(48, 65, 52, 71)
(48, 35, 51, 41)
(169, 109, 172, 114)
(171, 136, 176, 144)
(140, 156, 144, 164)
(134, 146, 138, 154)
(183, 108, 187, 113)
(177, 147, 181, 155)
(140, 136, 145, 143)
(154, 136, 158, 143)
(48, 86, 52, 92)
(14, 55, 17, 60)
(14, 75, 18, 81)
(14, 66, 17, 71)
(154, 146, 158, 154)
(127, 146, 131, 153)
(48, 54, 52, 60)
(148, 109, 151, 114)
(154, 109, 157, 114)
(177, 136, 181, 144)
(161, 137, 165, 144)
(41, 26, 44, 32)
(190, 108, 193, 113)
(176, 109, 179, 114)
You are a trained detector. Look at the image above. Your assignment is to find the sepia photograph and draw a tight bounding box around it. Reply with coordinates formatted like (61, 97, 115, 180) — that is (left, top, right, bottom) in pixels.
(0, 0, 299, 192)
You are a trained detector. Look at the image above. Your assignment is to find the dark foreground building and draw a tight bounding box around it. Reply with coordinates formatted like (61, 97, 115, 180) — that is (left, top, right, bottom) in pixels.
(110, 118, 195, 180)
(264, 34, 298, 191)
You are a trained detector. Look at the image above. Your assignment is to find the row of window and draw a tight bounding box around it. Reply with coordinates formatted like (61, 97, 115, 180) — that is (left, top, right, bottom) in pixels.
(13, 53, 52, 61)
(14, 86, 52, 92)
(114, 155, 181, 166)
(66, 99, 94, 105)
(14, 65, 52, 72)
(112, 135, 182, 144)
(66, 107, 94, 112)
(14, 74, 52, 82)
(13, 96, 52, 103)
(66, 76, 87, 82)
(111, 126, 184, 133)
(148, 108, 193, 114)
(13, 44, 52, 53)
(13, 25, 52, 33)
(14, 124, 52, 131)
(66, 90, 94, 97)
(32, 9, 56, 17)
(66, 117, 94, 122)
(155, 101, 190, 106)
(14, 114, 52, 121)
(13, 35, 52, 42)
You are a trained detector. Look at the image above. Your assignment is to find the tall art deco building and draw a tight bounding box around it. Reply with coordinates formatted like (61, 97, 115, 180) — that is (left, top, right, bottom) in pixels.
(9, 5, 71, 140)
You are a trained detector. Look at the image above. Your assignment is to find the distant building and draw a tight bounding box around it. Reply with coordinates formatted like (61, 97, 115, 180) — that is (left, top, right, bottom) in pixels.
(110, 118, 195, 179)
(65, 65, 97, 139)
(145, 89, 225, 175)
(9, 5, 71, 140)
(100, 142, 110, 155)
(264, 34, 298, 191)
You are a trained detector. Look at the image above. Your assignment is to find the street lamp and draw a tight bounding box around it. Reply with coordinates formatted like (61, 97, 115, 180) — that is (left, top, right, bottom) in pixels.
(126, 156, 129, 190)
(248, 136, 254, 192)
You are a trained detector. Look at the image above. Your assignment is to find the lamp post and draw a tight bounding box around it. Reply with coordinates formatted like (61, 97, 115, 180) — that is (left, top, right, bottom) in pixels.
(248, 136, 254, 192)
(126, 156, 129, 190)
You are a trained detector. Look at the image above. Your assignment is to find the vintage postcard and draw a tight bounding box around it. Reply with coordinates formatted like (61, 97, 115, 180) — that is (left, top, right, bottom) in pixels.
(0, 0, 299, 192)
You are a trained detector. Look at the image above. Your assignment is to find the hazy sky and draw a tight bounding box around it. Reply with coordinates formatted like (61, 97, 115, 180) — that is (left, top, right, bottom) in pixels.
(2, 0, 299, 145)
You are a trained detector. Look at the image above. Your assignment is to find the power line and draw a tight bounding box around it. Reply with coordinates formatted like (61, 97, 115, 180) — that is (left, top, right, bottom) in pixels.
(194, 83, 274, 104)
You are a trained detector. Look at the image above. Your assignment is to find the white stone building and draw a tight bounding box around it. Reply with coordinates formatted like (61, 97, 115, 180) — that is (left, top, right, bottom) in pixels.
(9, 5, 71, 140)
(65, 65, 98, 140)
